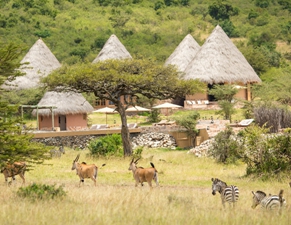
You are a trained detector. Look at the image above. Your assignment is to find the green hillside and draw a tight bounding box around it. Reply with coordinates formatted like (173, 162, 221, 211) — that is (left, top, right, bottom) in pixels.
(1, 0, 291, 75)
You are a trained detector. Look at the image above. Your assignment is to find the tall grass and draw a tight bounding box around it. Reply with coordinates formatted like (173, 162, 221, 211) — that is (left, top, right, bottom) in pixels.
(1, 148, 290, 224)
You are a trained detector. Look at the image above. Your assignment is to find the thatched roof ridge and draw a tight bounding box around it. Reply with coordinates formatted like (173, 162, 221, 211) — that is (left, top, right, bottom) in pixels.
(32, 91, 94, 116)
(92, 34, 132, 63)
(165, 34, 200, 72)
(184, 25, 261, 84)
(4, 38, 61, 90)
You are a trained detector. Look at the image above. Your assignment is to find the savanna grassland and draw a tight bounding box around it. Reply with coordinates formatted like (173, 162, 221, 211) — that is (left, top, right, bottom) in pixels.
(1, 147, 291, 225)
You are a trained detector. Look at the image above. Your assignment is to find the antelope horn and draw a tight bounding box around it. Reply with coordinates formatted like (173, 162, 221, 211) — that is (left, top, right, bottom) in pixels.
(134, 158, 140, 164)
(74, 154, 80, 162)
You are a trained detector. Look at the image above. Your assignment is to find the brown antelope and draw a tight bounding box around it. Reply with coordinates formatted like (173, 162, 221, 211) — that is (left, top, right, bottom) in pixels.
(128, 158, 159, 188)
(1, 162, 26, 186)
(71, 154, 105, 187)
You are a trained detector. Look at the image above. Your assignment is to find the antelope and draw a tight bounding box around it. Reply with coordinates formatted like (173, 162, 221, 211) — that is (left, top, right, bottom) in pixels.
(128, 158, 159, 188)
(71, 154, 105, 187)
(1, 162, 26, 186)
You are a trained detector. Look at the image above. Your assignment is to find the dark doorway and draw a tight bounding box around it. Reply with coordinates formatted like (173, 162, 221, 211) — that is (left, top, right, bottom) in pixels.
(59, 115, 66, 131)
(207, 83, 224, 101)
(207, 84, 216, 101)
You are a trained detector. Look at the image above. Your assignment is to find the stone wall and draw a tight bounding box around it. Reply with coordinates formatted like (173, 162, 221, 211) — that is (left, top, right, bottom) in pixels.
(32, 120, 238, 150)
(33, 133, 140, 150)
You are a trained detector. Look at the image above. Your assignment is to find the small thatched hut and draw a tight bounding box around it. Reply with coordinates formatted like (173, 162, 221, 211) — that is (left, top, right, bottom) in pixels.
(3, 38, 61, 90)
(165, 34, 200, 72)
(92, 34, 132, 63)
(184, 25, 261, 104)
(33, 91, 94, 131)
(92, 34, 133, 109)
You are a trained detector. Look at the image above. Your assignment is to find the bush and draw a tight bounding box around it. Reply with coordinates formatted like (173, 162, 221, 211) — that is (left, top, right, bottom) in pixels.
(253, 102, 291, 133)
(17, 183, 66, 201)
(147, 108, 160, 123)
(239, 125, 291, 180)
(208, 126, 242, 164)
(88, 134, 123, 157)
(174, 111, 200, 147)
(133, 146, 143, 158)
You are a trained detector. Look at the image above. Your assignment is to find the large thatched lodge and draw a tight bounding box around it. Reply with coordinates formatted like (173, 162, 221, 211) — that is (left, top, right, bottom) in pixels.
(165, 25, 261, 109)
(3, 25, 261, 130)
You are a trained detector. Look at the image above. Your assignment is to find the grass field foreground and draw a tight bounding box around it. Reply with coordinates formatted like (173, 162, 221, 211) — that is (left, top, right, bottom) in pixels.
(0, 148, 291, 225)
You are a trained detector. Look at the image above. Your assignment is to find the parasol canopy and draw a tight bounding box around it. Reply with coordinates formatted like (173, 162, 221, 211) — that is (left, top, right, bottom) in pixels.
(152, 103, 182, 116)
(93, 107, 117, 124)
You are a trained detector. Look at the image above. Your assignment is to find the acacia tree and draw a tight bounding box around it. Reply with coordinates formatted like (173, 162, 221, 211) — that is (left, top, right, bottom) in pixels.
(43, 58, 205, 156)
(0, 42, 51, 168)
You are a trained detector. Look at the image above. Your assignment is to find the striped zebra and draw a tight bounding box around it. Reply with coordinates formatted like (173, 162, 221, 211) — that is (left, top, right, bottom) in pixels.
(211, 178, 239, 208)
(251, 190, 286, 214)
(50, 145, 65, 158)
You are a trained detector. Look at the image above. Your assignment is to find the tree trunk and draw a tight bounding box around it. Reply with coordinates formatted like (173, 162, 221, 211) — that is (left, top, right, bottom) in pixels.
(117, 102, 133, 156)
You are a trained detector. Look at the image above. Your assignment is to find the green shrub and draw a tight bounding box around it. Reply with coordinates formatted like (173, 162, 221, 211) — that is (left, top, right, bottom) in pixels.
(208, 126, 242, 164)
(174, 111, 200, 147)
(240, 125, 291, 180)
(133, 146, 143, 158)
(147, 108, 160, 123)
(88, 134, 123, 157)
(17, 183, 66, 201)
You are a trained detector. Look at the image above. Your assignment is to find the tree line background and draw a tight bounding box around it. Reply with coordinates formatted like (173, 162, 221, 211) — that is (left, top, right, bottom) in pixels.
(0, 0, 291, 78)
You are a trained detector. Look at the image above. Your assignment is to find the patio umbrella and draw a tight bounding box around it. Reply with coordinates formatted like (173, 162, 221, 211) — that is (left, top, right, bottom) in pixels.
(126, 106, 151, 112)
(126, 106, 151, 123)
(152, 102, 182, 116)
(93, 107, 117, 124)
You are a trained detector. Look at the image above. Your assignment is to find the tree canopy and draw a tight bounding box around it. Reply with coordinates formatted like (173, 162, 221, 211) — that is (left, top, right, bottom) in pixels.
(0, 42, 25, 86)
(44, 58, 205, 155)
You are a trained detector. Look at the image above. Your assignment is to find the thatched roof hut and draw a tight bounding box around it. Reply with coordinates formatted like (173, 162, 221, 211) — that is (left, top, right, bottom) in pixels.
(4, 38, 61, 90)
(165, 34, 200, 72)
(32, 91, 94, 116)
(92, 34, 132, 63)
(183, 25, 261, 84)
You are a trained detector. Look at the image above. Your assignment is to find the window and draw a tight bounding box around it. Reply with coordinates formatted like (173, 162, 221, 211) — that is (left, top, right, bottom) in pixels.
(96, 99, 106, 106)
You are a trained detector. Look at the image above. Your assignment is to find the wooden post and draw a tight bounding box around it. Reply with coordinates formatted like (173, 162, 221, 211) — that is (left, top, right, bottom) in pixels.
(247, 83, 251, 101)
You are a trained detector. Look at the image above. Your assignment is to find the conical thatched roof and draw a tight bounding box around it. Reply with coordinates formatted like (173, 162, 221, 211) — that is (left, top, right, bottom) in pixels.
(4, 39, 61, 90)
(92, 34, 132, 63)
(184, 25, 261, 84)
(32, 91, 94, 116)
(165, 34, 200, 72)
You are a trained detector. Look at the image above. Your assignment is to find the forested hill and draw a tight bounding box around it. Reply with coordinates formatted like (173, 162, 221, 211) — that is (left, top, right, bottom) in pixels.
(1, 0, 291, 76)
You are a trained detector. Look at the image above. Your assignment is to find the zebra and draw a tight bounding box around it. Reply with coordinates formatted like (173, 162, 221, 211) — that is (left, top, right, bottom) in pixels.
(50, 145, 65, 158)
(211, 178, 239, 208)
(251, 190, 286, 214)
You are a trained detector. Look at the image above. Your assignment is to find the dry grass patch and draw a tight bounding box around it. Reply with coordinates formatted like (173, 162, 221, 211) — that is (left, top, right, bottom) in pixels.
(0, 148, 291, 224)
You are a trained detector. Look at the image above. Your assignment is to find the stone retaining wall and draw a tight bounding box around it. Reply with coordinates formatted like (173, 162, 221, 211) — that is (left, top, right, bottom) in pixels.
(33, 133, 140, 150)
(33, 120, 238, 150)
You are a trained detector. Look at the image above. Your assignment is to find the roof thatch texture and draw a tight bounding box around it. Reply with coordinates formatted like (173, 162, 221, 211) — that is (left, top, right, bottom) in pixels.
(183, 25, 261, 84)
(164, 34, 200, 72)
(32, 91, 94, 116)
(3, 39, 61, 90)
(92, 34, 132, 63)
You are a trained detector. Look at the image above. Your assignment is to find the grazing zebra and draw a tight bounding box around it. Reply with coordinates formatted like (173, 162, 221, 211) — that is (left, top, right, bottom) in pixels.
(211, 178, 239, 208)
(251, 190, 286, 214)
(50, 145, 65, 158)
